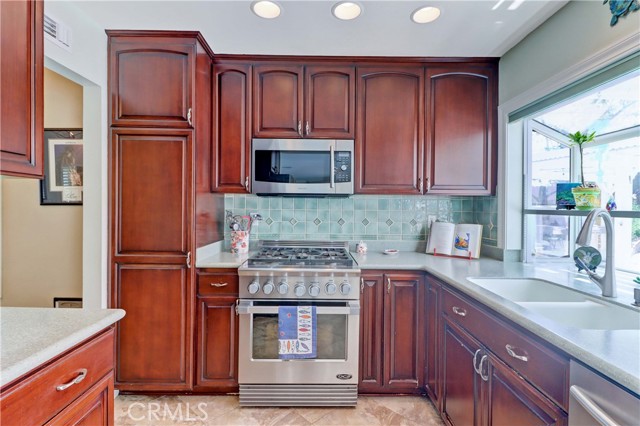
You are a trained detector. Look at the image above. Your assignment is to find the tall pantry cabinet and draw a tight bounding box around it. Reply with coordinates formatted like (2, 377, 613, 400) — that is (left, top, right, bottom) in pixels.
(107, 31, 214, 391)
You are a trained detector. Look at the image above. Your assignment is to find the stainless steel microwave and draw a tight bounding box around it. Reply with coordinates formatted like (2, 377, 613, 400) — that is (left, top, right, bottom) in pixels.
(251, 139, 354, 196)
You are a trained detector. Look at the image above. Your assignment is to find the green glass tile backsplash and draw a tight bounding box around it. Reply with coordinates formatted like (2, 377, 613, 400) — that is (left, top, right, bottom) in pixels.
(224, 194, 498, 247)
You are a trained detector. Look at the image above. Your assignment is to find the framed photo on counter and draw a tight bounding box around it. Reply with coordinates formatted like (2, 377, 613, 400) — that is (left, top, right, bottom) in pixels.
(40, 129, 84, 205)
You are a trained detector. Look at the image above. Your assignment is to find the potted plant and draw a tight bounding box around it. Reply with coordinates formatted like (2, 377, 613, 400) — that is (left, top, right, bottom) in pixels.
(568, 130, 601, 210)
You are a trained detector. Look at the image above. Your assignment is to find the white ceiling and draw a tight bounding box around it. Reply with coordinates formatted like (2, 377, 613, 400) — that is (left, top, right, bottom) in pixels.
(70, 0, 568, 57)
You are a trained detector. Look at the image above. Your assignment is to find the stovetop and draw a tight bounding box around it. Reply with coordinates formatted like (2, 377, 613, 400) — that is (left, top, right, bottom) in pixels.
(238, 241, 360, 300)
(244, 241, 356, 270)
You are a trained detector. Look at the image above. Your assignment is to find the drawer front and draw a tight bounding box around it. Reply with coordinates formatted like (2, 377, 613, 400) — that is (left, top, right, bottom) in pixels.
(197, 273, 239, 296)
(442, 287, 569, 409)
(0, 329, 115, 426)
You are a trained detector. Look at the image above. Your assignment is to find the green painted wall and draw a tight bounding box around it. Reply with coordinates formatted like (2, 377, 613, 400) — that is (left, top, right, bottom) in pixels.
(500, 0, 640, 104)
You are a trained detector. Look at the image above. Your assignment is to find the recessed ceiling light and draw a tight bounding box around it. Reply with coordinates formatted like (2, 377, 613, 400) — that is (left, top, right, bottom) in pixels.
(332, 2, 362, 21)
(411, 6, 441, 24)
(251, 1, 281, 19)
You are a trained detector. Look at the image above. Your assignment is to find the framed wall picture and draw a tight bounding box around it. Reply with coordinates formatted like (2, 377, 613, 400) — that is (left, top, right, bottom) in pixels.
(40, 129, 84, 205)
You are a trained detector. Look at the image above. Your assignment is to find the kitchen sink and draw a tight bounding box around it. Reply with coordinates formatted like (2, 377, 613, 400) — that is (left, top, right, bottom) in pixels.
(467, 277, 640, 330)
(519, 301, 640, 330)
(466, 278, 589, 303)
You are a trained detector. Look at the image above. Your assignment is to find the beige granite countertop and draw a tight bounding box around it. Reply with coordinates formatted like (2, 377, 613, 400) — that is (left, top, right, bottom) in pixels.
(1, 307, 125, 387)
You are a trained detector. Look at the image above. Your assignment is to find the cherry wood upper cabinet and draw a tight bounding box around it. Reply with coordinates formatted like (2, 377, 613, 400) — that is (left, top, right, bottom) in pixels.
(252, 64, 355, 138)
(253, 65, 303, 138)
(356, 66, 424, 194)
(108, 33, 197, 128)
(212, 62, 252, 193)
(425, 64, 498, 195)
(0, 0, 44, 178)
(304, 65, 355, 138)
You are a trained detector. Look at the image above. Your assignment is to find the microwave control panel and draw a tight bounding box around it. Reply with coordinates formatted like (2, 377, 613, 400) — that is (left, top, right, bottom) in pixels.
(334, 152, 352, 182)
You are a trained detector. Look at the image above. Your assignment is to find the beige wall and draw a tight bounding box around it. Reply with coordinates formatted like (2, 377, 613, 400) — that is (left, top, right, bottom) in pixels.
(1, 69, 83, 307)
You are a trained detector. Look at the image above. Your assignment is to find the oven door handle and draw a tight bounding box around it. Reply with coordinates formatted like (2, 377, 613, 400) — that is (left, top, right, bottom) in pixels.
(236, 300, 360, 315)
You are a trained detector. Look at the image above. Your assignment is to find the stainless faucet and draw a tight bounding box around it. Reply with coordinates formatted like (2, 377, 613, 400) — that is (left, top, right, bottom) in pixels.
(575, 208, 616, 298)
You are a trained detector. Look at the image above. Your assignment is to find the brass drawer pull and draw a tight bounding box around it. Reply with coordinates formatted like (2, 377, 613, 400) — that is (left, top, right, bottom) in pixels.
(505, 344, 529, 362)
(56, 369, 87, 391)
(210, 282, 228, 288)
(452, 306, 467, 317)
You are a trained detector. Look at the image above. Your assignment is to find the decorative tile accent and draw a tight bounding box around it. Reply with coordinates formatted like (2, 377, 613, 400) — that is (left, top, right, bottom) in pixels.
(224, 194, 499, 247)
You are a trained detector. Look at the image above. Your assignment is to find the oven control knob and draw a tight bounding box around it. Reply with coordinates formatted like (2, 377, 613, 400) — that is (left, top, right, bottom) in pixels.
(277, 281, 289, 295)
(262, 280, 274, 295)
(309, 284, 320, 297)
(340, 164, 348, 171)
(340, 281, 352, 295)
(294, 284, 307, 297)
(325, 281, 337, 295)
(247, 280, 260, 295)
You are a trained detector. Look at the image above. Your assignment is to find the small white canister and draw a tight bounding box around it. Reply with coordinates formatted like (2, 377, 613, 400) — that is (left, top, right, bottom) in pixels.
(356, 240, 368, 254)
(230, 231, 249, 254)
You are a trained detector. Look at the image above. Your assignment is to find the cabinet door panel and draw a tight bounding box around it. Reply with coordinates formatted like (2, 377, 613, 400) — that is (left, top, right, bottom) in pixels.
(110, 37, 195, 127)
(488, 355, 567, 426)
(196, 297, 239, 390)
(0, 0, 43, 178)
(358, 273, 384, 392)
(305, 66, 355, 138)
(425, 65, 497, 195)
(384, 273, 424, 391)
(111, 130, 191, 256)
(441, 318, 482, 426)
(425, 279, 441, 405)
(356, 67, 423, 194)
(212, 63, 252, 193)
(114, 264, 191, 391)
(253, 65, 302, 137)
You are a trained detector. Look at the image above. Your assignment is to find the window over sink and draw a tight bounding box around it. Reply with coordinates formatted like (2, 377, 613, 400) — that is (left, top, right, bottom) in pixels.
(522, 69, 640, 274)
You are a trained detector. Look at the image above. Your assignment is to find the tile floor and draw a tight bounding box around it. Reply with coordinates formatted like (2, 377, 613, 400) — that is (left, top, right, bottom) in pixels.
(115, 394, 445, 426)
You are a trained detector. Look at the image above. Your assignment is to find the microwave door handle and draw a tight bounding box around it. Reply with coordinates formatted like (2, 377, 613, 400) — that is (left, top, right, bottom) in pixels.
(330, 144, 335, 189)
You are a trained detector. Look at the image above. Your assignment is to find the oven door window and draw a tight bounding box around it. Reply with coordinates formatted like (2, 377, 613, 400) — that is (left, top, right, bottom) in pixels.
(252, 313, 347, 360)
(254, 150, 331, 184)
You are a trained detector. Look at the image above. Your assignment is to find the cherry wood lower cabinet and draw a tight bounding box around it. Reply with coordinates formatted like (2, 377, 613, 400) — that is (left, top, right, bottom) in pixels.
(194, 270, 239, 392)
(0, 0, 44, 178)
(0, 329, 115, 426)
(424, 277, 441, 406)
(435, 277, 568, 426)
(113, 264, 192, 392)
(359, 271, 425, 394)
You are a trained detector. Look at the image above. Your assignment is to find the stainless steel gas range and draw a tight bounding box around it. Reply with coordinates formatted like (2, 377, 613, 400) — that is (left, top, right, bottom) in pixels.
(237, 240, 360, 407)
